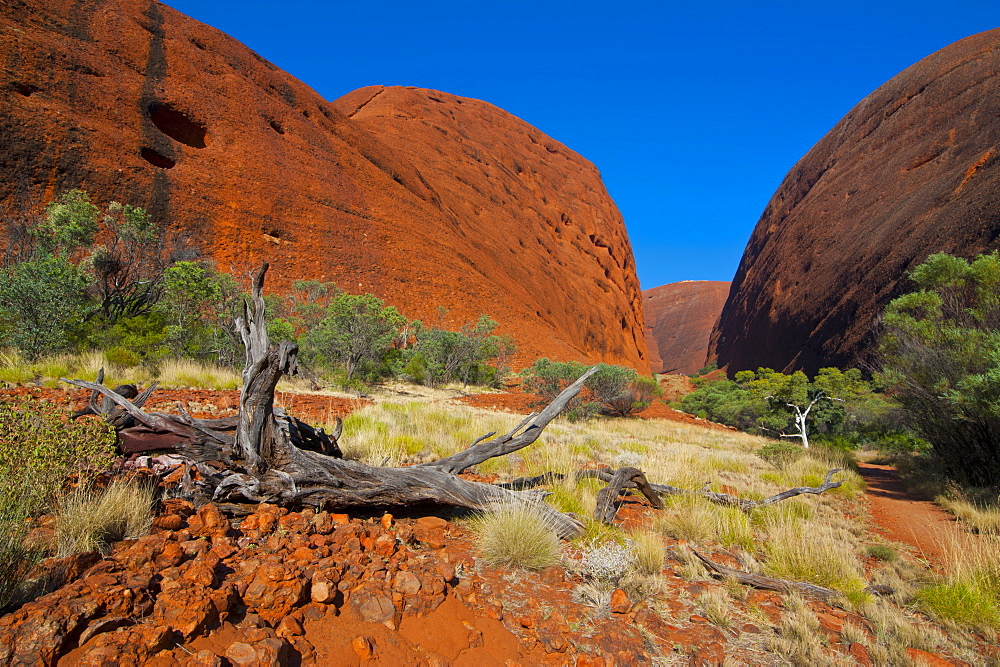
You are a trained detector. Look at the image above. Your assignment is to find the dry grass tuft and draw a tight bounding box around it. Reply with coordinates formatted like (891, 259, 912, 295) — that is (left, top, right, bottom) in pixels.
(766, 594, 831, 665)
(470, 503, 561, 571)
(55, 479, 156, 557)
(763, 519, 868, 599)
(696, 588, 732, 628)
(935, 495, 1000, 535)
(628, 530, 665, 576)
(915, 532, 1000, 631)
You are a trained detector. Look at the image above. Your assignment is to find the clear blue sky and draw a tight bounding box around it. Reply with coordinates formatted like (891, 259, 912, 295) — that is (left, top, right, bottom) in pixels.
(164, 0, 1000, 289)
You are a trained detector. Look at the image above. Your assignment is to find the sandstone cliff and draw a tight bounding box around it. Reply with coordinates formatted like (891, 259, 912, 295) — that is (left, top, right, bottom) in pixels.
(711, 28, 1000, 374)
(643, 281, 730, 374)
(0, 0, 648, 371)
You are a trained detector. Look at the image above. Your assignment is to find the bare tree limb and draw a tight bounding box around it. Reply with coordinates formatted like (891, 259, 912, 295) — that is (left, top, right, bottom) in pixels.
(594, 467, 663, 524)
(416, 369, 597, 475)
(690, 548, 842, 603)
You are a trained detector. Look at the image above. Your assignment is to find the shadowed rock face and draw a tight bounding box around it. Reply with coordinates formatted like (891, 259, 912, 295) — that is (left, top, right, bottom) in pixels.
(643, 281, 730, 374)
(0, 0, 648, 371)
(711, 28, 1000, 376)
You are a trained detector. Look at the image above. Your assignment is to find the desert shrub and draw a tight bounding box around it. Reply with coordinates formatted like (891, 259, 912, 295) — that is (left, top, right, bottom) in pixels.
(524, 359, 660, 419)
(757, 441, 804, 468)
(866, 544, 897, 562)
(879, 251, 1000, 487)
(470, 503, 561, 571)
(403, 315, 514, 387)
(0, 487, 45, 611)
(0, 398, 116, 609)
(104, 346, 140, 368)
(55, 479, 156, 557)
(0, 398, 116, 514)
(578, 540, 635, 585)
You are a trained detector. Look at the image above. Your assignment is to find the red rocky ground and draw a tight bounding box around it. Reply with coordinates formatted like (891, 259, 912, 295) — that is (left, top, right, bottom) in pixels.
(1, 388, 995, 664)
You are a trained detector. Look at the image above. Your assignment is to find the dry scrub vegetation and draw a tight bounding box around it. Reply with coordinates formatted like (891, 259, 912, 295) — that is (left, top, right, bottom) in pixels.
(330, 394, 999, 662)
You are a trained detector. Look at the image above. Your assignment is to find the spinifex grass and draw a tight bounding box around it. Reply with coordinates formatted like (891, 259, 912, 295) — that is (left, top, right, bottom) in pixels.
(0, 398, 116, 610)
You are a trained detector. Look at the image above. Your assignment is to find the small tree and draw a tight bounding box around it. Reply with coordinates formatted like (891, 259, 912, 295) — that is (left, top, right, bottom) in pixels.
(0, 253, 90, 358)
(524, 359, 661, 419)
(879, 252, 1000, 486)
(88, 202, 171, 323)
(156, 261, 245, 363)
(306, 293, 407, 382)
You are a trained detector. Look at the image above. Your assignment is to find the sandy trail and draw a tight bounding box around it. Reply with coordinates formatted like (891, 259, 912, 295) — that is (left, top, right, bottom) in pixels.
(857, 462, 970, 565)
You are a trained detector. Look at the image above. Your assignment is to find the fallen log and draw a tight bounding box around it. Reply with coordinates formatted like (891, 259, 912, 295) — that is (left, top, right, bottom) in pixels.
(690, 548, 842, 603)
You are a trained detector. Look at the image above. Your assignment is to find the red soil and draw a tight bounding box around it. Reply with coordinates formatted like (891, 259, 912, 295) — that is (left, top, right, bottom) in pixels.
(0, 386, 363, 425)
(857, 463, 969, 566)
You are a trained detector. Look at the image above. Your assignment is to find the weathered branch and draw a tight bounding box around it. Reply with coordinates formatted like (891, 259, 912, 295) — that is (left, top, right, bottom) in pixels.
(690, 548, 842, 603)
(499, 466, 843, 514)
(594, 467, 663, 523)
(418, 369, 597, 475)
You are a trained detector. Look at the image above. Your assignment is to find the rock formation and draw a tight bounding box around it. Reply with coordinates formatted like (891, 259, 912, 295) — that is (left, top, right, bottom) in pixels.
(711, 28, 1000, 375)
(0, 0, 648, 371)
(643, 281, 730, 374)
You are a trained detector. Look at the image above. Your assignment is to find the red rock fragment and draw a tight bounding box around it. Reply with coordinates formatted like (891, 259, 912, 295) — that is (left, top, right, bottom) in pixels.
(356, 595, 395, 624)
(352, 636, 376, 661)
(609, 588, 631, 614)
(849, 642, 874, 667)
(906, 648, 957, 666)
(276, 616, 303, 638)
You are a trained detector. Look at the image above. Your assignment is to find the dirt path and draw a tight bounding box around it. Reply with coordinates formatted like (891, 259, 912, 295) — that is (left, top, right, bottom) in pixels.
(857, 462, 968, 565)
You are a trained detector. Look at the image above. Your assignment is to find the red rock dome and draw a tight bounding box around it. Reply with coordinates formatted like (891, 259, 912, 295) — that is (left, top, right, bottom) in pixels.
(711, 29, 1000, 374)
(0, 0, 649, 371)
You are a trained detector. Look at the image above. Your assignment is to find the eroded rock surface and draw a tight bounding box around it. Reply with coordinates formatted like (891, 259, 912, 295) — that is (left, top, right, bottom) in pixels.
(644, 281, 730, 374)
(711, 28, 1000, 374)
(0, 0, 648, 370)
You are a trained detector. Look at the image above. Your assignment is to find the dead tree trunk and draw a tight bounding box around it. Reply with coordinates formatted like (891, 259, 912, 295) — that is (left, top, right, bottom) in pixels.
(63, 262, 845, 540)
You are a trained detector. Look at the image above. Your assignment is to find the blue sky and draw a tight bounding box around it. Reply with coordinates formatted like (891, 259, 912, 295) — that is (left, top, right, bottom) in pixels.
(164, 1, 1000, 289)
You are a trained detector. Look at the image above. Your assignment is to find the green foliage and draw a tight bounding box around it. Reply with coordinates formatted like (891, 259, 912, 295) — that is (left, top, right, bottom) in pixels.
(304, 293, 406, 383)
(0, 190, 173, 359)
(88, 201, 170, 323)
(524, 359, 661, 419)
(675, 367, 888, 448)
(879, 252, 1000, 487)
(0, 252, 90, 358)
(40, 189, 99, 252)
(405, 315, 514, 387)
(156, 261, 245, 364)
(0, 397, 116, 609)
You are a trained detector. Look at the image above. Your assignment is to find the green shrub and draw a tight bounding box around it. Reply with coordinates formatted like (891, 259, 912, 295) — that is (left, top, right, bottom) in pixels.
(524, 359, 661, 419)
(104, 346, 141, 368)
(0, 397, 116, 610)
(757, 441, 804, 468)
(879, 251, 1000, 486)
(866, 544, 897, 562)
